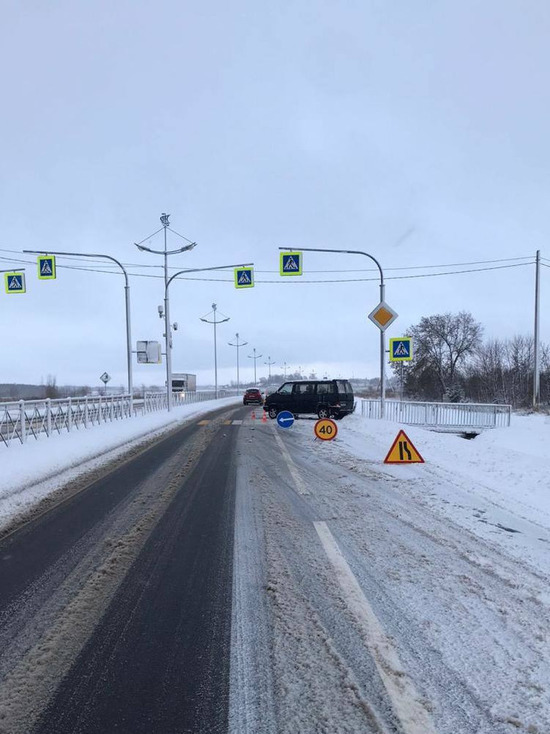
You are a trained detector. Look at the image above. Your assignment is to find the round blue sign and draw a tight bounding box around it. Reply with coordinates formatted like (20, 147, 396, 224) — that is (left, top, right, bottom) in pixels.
(276, 410, 295, 429)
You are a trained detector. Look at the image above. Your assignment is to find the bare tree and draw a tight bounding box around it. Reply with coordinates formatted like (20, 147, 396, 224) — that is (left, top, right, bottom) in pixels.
(404, 312, 483, 400)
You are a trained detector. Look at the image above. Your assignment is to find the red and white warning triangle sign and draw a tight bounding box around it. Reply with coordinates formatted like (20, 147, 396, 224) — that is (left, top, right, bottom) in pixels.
(384, 430, 424, 464)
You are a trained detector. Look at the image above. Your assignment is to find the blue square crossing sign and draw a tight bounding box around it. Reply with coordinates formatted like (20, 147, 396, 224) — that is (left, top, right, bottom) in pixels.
(38, 255, 56, 280)
(280, 251, 302, 276)
(234, 267, 254, 288)
(4, 272, 26, 294)
(389, 337, 413, 362)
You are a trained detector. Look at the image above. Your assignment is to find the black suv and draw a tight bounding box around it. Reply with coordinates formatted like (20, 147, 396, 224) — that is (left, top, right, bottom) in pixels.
(263, 379, 355, 420)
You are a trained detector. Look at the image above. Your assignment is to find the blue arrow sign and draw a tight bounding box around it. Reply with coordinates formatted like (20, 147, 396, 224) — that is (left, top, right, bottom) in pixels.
(276, 410, 295, 428)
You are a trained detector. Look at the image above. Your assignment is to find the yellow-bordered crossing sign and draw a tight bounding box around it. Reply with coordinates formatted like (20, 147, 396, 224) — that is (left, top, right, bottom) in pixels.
(38, 255, 56, 280)
(280, 251, 302, 276)
(234, 267, 254, 288)
(389, 337, 413, 362)
(4, 272, 26, 294)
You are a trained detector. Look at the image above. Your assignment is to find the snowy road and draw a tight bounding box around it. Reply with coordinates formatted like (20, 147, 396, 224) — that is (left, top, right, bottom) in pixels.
(231, 415, 549, 734)
(0, 405, 548, 733)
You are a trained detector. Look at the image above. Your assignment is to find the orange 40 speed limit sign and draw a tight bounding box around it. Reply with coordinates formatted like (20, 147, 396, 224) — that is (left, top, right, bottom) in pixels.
(314, 418, 338, 441)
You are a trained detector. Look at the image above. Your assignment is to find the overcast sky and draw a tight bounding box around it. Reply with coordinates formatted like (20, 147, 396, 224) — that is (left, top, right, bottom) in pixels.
(1, 0, 549, 390)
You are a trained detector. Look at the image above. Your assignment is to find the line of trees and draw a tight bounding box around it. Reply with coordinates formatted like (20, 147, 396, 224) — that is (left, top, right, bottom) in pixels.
(395, 312, 549, 407)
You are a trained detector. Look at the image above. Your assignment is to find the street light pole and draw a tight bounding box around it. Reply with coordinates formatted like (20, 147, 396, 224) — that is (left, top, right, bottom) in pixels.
(248, 347, 263, 385)
(228, 333, 248, 392)
(24, 250, 134, 413)
(135, 213, 197, 412)
(200, 304, 230, 399)
(265, 356, 276, 384)
(165, 262, 253, 402)
(280, 246, 387, 418)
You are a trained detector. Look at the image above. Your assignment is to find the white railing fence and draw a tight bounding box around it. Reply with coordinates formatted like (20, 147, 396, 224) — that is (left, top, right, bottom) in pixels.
(0, 390, 241, 448)
(360, 399, 511, 429)
(143, 389, 239, 412)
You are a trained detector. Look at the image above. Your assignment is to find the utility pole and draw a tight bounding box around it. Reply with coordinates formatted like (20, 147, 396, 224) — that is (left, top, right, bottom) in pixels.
(200, 304, 230, 399)
(248, 347, 262, 385)
(533, 249, 541, 408)
(283, 361, 288, 378)
(228, 333, 248, 392)
(135, 214, 197, 412)
(265, 356, 276, 384)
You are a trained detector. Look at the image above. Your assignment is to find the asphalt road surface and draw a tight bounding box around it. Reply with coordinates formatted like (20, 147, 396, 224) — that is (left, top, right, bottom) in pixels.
(0, 405, 240, 734)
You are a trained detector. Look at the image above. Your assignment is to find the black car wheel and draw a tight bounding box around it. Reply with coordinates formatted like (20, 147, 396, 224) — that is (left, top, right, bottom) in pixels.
(268, 406, 278, 419)
(317, 406, 330, 419)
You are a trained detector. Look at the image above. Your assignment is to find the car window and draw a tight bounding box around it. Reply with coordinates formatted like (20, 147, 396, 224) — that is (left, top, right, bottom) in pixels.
(296, 383, 315, 394)
(277, 383, 293, 395)
(317, 382, 333, 394)
(337, 380, 349, 394)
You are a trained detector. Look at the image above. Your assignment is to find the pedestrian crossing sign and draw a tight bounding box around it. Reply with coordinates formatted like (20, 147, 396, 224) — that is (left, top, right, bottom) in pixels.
(38, 255, 56, 280)
(384, 430, 424, 464)
(389, 337, 413, 362)
(280, 251, 302, 276)
(4, 272, 26, 294)
(234, 267, 254, 288)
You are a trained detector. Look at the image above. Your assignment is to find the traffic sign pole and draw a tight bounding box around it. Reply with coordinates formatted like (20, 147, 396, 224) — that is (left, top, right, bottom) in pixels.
(280, 246, 388, 418)
(24, 249, 134, 413)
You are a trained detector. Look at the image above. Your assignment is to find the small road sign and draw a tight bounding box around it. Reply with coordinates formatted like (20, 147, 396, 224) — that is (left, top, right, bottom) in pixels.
(314, 418, 338, 441)
(4, 272, 26, 294)
(38, 256, 56, 280)
(280, 252, 302, 276)
(100, 372, 111, 384)
(276, 410, 295, 429)
(389, 337, 413, 362)
(384, 430, 424, 464)
(234, 267, 254, 288)
(368, 301, 398, 331)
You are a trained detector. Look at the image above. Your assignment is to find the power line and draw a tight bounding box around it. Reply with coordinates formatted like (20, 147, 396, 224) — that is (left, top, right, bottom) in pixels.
(0, 248, 536, 274)
(0, 253, 535, 283)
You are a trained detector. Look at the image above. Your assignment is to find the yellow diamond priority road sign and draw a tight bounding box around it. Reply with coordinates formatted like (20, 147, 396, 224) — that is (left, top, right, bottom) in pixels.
(368, 301, 398, 331)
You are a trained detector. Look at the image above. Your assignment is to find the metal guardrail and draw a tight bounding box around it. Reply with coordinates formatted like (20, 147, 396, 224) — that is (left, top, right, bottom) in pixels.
(143, 390, 239, 412)
(360, 399, 512, 429)
(0, 390, 241, 447)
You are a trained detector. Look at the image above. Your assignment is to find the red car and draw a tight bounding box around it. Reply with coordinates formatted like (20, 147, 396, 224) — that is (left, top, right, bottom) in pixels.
(243, 388, 263, 405)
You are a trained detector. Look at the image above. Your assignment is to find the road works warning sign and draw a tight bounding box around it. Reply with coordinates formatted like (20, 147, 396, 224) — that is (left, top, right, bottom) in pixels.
(384, 430, 424, 464)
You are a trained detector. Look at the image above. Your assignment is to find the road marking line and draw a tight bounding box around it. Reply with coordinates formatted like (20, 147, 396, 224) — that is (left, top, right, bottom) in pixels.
(197, 420, 210, 425)
(313, 521, 437, 734)
(223, 420, 232, 425)
(272, 426, 309, 495)
(232, 420, 243, 425)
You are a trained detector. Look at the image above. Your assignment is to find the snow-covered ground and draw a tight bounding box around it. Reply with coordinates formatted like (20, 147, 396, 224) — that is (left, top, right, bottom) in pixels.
(231, 410, 550, 733)
(328, 412, 550, 576)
